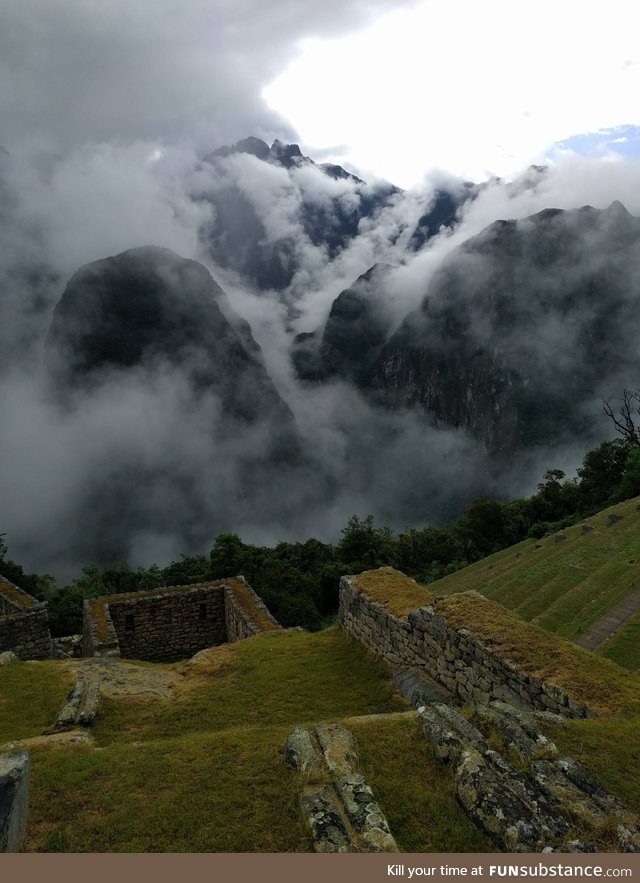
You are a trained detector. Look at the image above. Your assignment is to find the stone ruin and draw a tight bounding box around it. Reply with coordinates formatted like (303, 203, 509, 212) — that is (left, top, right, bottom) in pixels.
(3, 564, 640, 853)
(0, 576, 52, 661)
(82, 576, 281, 661)
(0, 572, 280, 665)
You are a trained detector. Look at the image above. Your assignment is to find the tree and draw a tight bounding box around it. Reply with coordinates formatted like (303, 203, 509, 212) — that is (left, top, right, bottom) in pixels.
(603, 390, 640, 446)
(577, 439, 631, 508)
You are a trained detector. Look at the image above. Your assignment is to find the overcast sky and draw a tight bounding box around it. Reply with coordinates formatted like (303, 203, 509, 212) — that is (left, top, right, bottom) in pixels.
(2, 0, 638, 187)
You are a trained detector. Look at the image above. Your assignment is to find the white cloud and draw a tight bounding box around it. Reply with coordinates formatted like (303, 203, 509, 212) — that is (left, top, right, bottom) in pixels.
(264, 0, 640, 186)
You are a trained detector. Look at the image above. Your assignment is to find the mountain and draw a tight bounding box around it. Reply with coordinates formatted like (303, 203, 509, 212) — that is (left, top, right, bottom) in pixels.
(292, 263, 393, 382)
(197, 137, 473, 293)
(366, 201, 640, 453)
(47, 246, 293, 430)
(44, 247, 307, 564)
(294, 202, 640, 455)
(199, 137, 397, 291)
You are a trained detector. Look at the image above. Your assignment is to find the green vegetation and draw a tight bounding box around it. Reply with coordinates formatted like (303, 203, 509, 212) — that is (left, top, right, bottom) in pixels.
(435, 592, 640, 716)
(349, 714, 492, 852)
(352, 568, 431, 619)
(428, 495, 640, 671)
(550, 714, 640, 815)
(2, 628, 491, 852)
(0, 662, 73, 744)
(601, 608, 640, 671)
(92, 629, 406, 744)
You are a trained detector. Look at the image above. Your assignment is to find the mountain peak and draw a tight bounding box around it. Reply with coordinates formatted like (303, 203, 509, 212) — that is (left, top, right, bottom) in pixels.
(607, 199, 630, 216)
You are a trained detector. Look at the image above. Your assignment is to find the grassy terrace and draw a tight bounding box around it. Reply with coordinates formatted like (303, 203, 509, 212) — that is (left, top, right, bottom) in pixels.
(428, 495, 640, 671)
(1, 628, 492, 852)
(436, 593, 640, 716)
(350, 567, 640, 716)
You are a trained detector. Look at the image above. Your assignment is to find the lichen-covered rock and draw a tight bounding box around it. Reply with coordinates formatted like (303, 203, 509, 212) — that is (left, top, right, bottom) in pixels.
(285, 727, 322, 775)
(54, 679, 85, 729)
(455, 748, 568, 851)
(556, 757, 626, 815)
(299, 785, 354, 852)
(419, 705, 486, 763)
(617, 824, 640, 853)
(335, 774, 397, 852)
(556, 840, 600, 853)
(77, 679, 100, 726)
(476, 704, 558, 759)
(0, 651, 18, 666)
(315, 724, 358, 778)
(394, 667, 451, 706)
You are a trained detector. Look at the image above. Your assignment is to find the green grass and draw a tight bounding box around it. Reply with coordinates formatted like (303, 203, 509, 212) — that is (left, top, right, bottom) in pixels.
(435, 593, 640, 716)
(548, 714, 640, 815)
(0, 661, 73, 743)
(352, 568, 431, 618)
(600, 608, 640, 671)
(93, 628, 407, 744)
(9, 627, 496, 853)
(27, 726, 311, 852)
(429, 496, 640, 670)
(350, 714, 493, 852)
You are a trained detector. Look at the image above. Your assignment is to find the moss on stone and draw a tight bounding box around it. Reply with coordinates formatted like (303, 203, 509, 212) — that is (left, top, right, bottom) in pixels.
(352, 567, 431, 619)
(225, 577, 279, 632)
(0, 577, 36, 611)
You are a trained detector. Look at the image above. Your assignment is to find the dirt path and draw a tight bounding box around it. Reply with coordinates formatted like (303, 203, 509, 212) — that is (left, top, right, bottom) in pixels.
(577, 588, 640, 651)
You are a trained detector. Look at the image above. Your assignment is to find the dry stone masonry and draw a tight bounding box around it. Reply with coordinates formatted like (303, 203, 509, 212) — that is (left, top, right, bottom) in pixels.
(0, 576, 52, 660)
(339, 569, 594, 718)
(83, 576, 280, 661)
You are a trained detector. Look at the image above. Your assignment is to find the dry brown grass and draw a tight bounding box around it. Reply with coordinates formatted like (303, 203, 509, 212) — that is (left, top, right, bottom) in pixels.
(225, 577, 280, 631)
(436, 593, 640, 716)
(0, 575, 37, 609)
(352, 567, 431, 619)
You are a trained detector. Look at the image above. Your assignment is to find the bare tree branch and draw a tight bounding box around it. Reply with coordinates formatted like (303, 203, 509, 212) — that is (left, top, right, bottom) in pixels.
(603, 389, 640, 445)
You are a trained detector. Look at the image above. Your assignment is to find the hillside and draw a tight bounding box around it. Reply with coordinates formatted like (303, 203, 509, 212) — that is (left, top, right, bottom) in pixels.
(429, 495, 640, 671)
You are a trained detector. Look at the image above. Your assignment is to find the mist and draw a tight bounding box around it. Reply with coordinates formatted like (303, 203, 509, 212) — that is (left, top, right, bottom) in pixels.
(2, 134, 640, 581)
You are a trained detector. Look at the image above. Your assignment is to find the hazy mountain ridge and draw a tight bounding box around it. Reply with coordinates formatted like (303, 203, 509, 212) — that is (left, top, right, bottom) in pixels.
(290, 200, 640, 456)
(196, 136, 472, 293)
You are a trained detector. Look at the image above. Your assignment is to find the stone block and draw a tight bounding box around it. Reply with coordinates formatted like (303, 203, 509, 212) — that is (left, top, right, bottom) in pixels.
(0, 751, 30, 853)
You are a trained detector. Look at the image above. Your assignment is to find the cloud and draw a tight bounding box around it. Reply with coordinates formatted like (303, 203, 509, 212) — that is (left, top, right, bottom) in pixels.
(263, 0, 640, 185)
(0, 0, 414, 154)
(3, 72, 640, 583)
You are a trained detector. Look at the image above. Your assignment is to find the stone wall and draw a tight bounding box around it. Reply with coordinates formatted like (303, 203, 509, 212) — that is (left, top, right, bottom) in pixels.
(338, 574, 593, 718)
(83, 577, 281, 661)
(0, 576, 52, 660)
(225, 577, 281, 642)
(0, 751, 30, 853)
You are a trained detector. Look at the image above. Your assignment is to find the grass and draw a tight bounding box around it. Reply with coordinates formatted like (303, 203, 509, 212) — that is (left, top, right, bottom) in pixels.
(353, 567, 431, 619)
(93, 628, 407, 744)
(548, 714, 640, 815)
(10, 627, 485, 853)
(0, 575, 37, 609)
(349, 714, 493, 852)
(436, 593, 640, 716)
(0, 661, 73, 744)
(600, 608, 640, 671)
(27, 726, 311, 852)
(226, 577, 279, 631)
(428, 495, 640, 670)
(5, 570, 640, 852)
